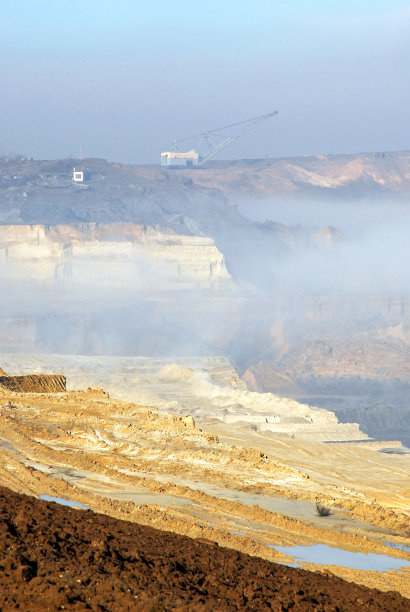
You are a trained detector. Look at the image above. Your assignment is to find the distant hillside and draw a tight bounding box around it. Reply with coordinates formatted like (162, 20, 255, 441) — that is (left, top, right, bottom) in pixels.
(0, 157, 236, 231)
(0, 149, 408, 229)
(192, 150, 410, 199)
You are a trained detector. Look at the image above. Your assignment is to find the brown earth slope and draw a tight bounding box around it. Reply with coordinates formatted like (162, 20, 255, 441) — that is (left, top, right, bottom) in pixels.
(0, 374, 66, 393)
(0, 486, 409, 612)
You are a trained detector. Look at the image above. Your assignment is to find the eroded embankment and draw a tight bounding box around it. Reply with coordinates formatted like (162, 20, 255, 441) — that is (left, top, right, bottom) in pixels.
(0, 354, 369, 442)
(2, 486, 409, 612)
(0, 384, 409, 597)
(0, 375, 66, 393)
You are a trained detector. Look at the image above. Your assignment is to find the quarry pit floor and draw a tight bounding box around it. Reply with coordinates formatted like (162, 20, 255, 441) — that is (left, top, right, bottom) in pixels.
(0, 383, 409, 599)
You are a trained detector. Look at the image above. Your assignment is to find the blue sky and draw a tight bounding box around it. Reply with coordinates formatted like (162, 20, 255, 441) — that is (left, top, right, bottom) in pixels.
(1, 1, 409, 162)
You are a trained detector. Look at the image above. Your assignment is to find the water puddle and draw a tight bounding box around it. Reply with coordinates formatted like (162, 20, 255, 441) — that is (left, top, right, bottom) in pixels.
(23, 460, 196, 508)
(114, 471, 393, 537)
(0, 439, 20, 453)
(174, 481, 387, 536)
(385, 542, 410, 553)
(269, 544, 410, 572)
(379, 447, 410, 455)
(39, 495, 88, 510)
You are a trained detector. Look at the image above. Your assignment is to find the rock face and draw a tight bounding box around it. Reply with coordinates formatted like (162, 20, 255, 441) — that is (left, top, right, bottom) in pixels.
(0, 374, 66, 393)
(0, 223, 231, 290)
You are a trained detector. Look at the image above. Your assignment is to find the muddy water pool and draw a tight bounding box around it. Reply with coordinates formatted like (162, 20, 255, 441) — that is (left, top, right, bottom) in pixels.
(39, 495, 88, 509)
(28, 460, 396, 540)
(269, 544, 410, 571)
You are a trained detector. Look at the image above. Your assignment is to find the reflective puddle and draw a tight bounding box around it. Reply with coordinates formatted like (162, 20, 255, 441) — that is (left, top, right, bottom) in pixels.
(385, 542, 410, 553)
(39, 495, 88, 510)
(269, 544, 410, 571)
(0, 439, 19, 453)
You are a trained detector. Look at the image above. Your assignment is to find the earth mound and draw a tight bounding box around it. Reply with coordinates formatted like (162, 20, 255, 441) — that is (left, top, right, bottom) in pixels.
(0, 486, 408, 611)
(0, 374, 66, 393)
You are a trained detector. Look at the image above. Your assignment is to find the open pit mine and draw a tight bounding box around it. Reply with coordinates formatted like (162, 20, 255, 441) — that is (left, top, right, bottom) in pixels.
(0, 153, 409, 604)
(0, 363, 409, 600)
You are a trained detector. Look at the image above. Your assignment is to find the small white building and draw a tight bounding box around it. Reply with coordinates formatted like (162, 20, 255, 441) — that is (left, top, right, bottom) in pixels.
(72, 168, 84, 183)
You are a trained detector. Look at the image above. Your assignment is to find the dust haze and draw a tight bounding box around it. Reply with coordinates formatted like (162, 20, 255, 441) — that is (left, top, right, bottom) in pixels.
(0, 196, 408, 350)
(236, 197, 410, 293)
(0, 193, 409, 442)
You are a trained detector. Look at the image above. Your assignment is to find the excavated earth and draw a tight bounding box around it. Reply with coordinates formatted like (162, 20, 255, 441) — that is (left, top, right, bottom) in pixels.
(0, 374, 66, 393)
(1, 486, 409, 612)
(0, 378, 409, 603)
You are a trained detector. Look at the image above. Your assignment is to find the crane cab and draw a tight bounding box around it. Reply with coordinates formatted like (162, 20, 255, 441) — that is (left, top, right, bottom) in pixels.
(160, 149, 199, 169)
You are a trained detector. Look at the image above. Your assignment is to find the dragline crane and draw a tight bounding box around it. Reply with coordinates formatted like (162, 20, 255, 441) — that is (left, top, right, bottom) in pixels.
(161, 110, 278, 168)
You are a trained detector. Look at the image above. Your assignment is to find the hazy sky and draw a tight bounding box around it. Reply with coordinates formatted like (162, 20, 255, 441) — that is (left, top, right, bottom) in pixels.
(1, 1, 409, 163)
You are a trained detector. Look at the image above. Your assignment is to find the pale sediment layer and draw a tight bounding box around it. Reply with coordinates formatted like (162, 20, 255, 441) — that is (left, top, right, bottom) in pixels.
(0, 223, 231, 290)
(0, 354, 367, 442)
(0, 380, 409, 598)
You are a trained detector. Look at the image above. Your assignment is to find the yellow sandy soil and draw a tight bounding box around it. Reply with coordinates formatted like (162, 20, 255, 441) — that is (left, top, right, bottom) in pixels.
(0, 386, 409, 597)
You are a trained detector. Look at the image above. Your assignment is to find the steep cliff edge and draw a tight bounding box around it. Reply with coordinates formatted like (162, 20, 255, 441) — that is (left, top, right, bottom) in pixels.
(0, 223, 231, 290)
(1, 154, 409, 445)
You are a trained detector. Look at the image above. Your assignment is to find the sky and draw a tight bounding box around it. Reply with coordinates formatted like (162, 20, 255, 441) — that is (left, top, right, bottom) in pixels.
(1, 0, 409, 163)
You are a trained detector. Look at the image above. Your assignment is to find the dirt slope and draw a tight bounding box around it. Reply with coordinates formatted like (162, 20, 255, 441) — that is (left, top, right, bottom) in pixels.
(0, 486, 409, 611)
(0, 374, 66, 393)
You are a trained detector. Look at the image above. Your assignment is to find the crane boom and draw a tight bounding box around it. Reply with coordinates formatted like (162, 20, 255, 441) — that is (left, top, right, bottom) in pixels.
(161, 110, 278, 168)
(198, 110, 278, 165)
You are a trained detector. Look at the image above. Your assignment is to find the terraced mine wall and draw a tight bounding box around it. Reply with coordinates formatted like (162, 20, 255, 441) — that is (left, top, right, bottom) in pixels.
(0, 374, 66, 393)
(0, 152, 408, 445)
(0, 223, 231, 290)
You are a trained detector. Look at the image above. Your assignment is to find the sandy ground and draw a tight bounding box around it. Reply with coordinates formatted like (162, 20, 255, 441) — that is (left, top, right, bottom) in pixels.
(0, 384, 409, 599)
